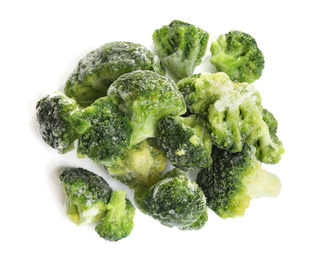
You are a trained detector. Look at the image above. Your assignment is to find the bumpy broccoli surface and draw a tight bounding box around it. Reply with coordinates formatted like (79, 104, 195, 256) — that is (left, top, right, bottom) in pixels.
(59, 167, 112, 225)
(153, 20, 209, 80)
(134, 168, 207, 230)
(105, 139, 167, 189)
(210, 30, 265, 83)
(95, 190, 135, 242)
(65, 41, 166, 106)
(196, 144, 281, 219)
(36, 92, 80, 154)
(156, 115, 212, 171)
(70, 96, 133, 165)
(108, 70, 186, 145)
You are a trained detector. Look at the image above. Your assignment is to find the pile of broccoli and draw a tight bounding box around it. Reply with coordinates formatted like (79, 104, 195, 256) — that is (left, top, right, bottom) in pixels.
(36, 20, 284, 242)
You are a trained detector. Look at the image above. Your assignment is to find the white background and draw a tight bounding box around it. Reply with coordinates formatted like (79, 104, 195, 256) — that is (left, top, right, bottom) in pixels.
(1, 0, 319, 259)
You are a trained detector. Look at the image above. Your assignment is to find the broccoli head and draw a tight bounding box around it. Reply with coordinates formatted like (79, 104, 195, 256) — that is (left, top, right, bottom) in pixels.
(156, 115, 212, 171)
(70, 96, 133, 165)
(59, 167, 113, 225)
(95, 190, 135, 242)
(153, 20, 209, 80)
(105, 139, 167, 189)
(196, 144, 281, 219)
(108, 70, 186, 145)
(65, 41, 166, 106)
(36, 92, 80, 154)
(134, 168, 207, 230)
(210, 30, 265, 83)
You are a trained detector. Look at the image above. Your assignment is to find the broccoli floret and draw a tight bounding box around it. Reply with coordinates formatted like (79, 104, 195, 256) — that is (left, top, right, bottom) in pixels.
(108, 70, 186, 145)
(95, 190, 135, 242)
(36, 92, 80, 153)
(210, 30, 265, 83)
(105, 139, 167, 189)
(134, 168, 207, 230)
(70, 96, 133, 165)
(156, 115, 212, 171)
(196, 144, 281, 219)
(65, 41, 166, 106)
(153, 20, 209, 80)
(59, 167, 113, 225)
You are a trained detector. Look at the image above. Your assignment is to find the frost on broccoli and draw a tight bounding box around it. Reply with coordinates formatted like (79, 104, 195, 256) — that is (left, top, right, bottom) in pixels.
(108, 70, 186, 145)
(196, 144, 281, 219)
(153, 20, 209, 80)
(105, 139, 167, 189)
(70, 96, 133, 165)
(134, 168, 207, 230)
(36, 92, 80, 154)
(95, 190, 135, 242)
(156, 115, 212, 171)
(210, 30, 265, 83)
(65, 41, 166, 106)
(59, 167, 112, 225)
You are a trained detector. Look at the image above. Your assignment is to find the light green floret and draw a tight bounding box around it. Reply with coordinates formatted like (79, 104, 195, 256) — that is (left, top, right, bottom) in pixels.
(153, 20, 209, 80)
(65, 41, 166, 106)
(156, 115, 212, 171)
(108, 70, 186, 145)
(105, 139, 167, 189)
(59, 167, 113, 226)
(95, 190, 135, 242)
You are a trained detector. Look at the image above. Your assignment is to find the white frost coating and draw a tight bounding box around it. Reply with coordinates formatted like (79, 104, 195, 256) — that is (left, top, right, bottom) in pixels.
(152, 177, 174, 199)
(79, 205, 100, 225)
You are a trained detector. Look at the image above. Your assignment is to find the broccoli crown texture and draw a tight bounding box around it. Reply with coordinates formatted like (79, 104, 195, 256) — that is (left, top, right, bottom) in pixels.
(153, 20, 209, 80)
(65, 41, 166, 106)
(134, 168, 207, 230)
(105, 139, 166, 189)
(156, 115, 212, 171)
(59, 167, 113, 225)
(210, 30, 265, 83)
(36, 92, 79, 154)
(95, 190, 135, 242)
(108, 70, 186, 145)
(70, 96, 133, 165)
(196, 144, 281, 219)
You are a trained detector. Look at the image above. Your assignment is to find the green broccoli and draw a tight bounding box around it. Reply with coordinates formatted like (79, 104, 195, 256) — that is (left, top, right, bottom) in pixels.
(95, 190, 135, 242)
(108, 70, 186, 145)
(210, 30, 265, 83)
(105, 139, 167, 189)
(59, 167, 113, 225)
(70, 96, 133, 165)
(36, 92, 80, 154)
(65, 41, 166, 106)
(196, 144, 281, 219)
(134, 168, 207, 230)
(153, 20, 209, 80)
(156, 115, 212, 171)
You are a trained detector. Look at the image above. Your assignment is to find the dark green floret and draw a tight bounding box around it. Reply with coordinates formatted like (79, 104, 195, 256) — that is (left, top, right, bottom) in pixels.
(210, 30, 265, 83)
(153, 20, 209, 80)
(36, 92, 80, 154)
(59, 167, 113, 225)
(156, 115, 212, 171)
(95, 190, 135, 242)
(65, 41, 166, 106)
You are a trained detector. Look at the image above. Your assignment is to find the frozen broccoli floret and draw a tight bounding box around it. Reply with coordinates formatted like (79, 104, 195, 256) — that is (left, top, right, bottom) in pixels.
(105, 139, 167, 189)
(95, 190, 135, 242)
(210, 30, 265, 83)
(65, 41, 166, 106)
(153, 20, 209, 80)
(59, 167, 112, 225)
(70, 96, 133, 165)
(196, 144, 281, 219)
(108, 70, 186, 145)
(36, 92, 80, 154)
(134, 168, 207, 230)
(156, 115, 212, 171)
